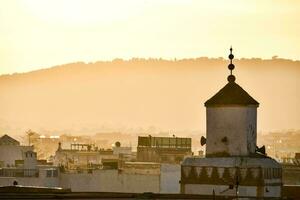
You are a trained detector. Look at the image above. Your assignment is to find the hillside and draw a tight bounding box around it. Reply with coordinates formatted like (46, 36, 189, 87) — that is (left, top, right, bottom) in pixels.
(0, 57, 299, 136)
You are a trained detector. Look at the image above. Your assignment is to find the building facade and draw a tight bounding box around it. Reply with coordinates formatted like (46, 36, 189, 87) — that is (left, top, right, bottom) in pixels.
(137, 136, 192, 163)
(54, 142, 118, 168)
(0, 134, 34, 167)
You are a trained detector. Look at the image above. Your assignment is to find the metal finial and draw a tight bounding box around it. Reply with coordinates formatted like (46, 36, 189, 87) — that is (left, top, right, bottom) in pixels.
(227, 47, 235, 82)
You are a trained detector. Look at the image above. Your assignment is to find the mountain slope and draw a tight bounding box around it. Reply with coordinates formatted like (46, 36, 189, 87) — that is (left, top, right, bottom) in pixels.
(0, 57, 299, 135)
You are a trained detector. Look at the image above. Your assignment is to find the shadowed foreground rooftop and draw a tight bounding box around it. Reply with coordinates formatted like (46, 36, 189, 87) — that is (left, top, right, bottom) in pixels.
(0, 185, 299, 199)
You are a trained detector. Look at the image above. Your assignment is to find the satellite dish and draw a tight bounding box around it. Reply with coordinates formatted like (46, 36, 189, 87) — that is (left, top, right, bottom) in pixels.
(256, 145, 266, 155)
(115, 141, 121, 147)
(200, 136, 206, 146)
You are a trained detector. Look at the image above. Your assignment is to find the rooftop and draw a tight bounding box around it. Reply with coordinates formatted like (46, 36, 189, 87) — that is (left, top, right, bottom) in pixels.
(204, 81, 259, 107)
(0, 134, 20, 146)
(205, 47, 259, 107)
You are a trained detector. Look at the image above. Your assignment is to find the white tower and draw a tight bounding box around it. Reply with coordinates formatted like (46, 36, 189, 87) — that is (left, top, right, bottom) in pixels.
(205, 48, 259, 157)
(181, 48, 282, 198)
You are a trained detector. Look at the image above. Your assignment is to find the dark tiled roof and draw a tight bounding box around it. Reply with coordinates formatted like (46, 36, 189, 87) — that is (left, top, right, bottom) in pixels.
(205, 81, 259, 107)
(0, 134, 20, 145)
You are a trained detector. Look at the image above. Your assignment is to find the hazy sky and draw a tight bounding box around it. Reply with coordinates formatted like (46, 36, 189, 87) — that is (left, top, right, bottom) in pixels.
(0, 0, 299, 75)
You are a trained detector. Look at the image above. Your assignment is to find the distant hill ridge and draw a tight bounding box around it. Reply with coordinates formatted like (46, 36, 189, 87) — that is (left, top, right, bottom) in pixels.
(0, 57, 299, 135)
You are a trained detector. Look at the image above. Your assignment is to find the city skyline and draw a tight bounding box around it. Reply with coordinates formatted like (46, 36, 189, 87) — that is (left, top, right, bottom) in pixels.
(0, 1, 299, 197)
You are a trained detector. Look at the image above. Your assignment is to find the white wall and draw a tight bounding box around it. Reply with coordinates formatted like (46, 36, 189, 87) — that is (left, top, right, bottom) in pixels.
(0, 145, 33, 166)
(0, 168, 59, 188)
(184, 184, 257, 197)
(263, 186, 281, 197)
(0, 165, 180, 193)
(206, 106, 257, 156)
(183, 184, 281, 198)
(160, 164, 180, 194)
(59, 169, 160, 193)
(113, 147, 132, 155)
(0, 177, 59, 188)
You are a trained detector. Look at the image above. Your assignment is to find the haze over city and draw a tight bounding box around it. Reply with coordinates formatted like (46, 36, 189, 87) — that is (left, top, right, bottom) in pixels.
(0, 0, 299, 136)
(0, 1, 300, 199)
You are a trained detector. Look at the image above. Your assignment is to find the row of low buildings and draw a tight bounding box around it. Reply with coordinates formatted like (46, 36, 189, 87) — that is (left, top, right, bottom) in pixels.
(0, 134, 185, 193)
(1, 132, 300, 196)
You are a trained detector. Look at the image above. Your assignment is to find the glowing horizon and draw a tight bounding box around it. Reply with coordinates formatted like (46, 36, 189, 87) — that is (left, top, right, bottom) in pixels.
(1, 0, 300, 75)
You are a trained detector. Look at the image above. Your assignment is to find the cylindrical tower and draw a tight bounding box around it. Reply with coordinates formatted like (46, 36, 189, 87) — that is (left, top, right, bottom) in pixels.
(204, 48, 259, 157)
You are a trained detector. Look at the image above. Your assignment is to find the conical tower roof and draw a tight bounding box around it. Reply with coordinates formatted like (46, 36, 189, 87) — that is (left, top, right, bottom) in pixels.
(205, 47, 259, 107)
(205, 81, 259, 107)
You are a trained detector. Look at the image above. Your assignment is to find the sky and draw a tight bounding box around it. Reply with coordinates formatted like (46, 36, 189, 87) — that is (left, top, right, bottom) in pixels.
(0, 0, 300, 75)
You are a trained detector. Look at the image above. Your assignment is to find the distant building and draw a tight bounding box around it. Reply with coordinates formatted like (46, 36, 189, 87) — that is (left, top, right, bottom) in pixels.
(0, 134, 20, 146)
(0, 135, 181, 193)
(137, 136, 192, 163)
(180, 48, 282, 198)
(0, 134, 33, 167)
(54, 142, 118, 168)
(0, 134, 59, 187)
(282, 153, 300, 185)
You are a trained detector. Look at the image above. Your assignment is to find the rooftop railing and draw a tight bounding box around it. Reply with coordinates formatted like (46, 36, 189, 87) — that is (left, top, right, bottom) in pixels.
(0, 168, 39, 177)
